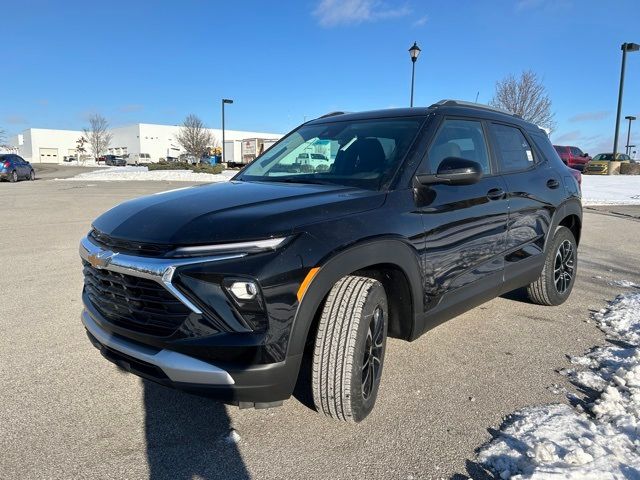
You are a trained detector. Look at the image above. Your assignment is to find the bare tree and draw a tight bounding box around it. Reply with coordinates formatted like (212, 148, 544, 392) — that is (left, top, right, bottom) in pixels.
(83, 114, 113, 160)
(0, 127, 6, 146)
(176, 114, 213, 160)
(490, 70, 556, 132)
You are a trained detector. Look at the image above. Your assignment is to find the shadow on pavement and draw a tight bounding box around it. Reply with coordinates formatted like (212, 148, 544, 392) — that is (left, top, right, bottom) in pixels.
(143, 380, 250, 480)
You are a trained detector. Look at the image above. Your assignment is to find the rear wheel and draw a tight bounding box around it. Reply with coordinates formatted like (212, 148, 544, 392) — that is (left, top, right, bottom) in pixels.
(312, 275, 388, 423)
(526, 226, 577, 306)
(10, 170, 17, 182)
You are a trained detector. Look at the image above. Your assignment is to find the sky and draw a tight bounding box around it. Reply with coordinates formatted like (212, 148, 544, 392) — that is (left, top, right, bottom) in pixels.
(1, 0, 639, 154)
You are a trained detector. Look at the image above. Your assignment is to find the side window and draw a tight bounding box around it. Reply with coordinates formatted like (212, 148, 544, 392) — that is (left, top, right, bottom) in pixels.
(570, 147, 582, 156)
(427, 119, 490, 174)
(491, 124, 535, 172)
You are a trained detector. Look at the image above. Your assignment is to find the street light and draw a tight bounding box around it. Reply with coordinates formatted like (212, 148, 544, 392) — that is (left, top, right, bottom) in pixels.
(611, 42, 639, 172)
(408, 42, 421, 107)
(624, 115, 636, 156)
(221, 98, 234, 164)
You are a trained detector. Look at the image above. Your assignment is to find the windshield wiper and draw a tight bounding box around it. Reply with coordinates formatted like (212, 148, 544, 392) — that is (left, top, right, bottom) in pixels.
(270, 178, 334, 185)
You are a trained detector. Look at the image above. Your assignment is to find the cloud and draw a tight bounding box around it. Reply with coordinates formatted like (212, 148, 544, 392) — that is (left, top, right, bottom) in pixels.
(412, 15, 428, 27)
(37, 99, 49, 107)
(118, 104, 144, 113)
(313, 0, 411, 27)
(5, 115, 28, 125)
(553, 130, 582, 143)
(568, 110, 611, 122)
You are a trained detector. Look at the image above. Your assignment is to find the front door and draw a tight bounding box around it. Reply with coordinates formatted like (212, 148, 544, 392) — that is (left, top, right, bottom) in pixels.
(415, 117, 509, 320)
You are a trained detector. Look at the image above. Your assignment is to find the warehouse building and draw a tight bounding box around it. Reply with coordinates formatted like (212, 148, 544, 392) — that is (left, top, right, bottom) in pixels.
(9, 123, 282, 164)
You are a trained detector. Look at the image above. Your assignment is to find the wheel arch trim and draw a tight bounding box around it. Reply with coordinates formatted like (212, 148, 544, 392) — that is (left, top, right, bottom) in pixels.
(287, 238, 424, 357)
(545, 198, 582, 253)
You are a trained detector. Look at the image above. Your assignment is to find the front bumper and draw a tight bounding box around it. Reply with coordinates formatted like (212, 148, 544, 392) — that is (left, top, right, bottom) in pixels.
(79, 233, 307, 405)
(83, 307, 302, 405)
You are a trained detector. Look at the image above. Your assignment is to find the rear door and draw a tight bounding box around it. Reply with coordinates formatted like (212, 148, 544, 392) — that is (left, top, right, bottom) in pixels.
(488, 123, 566, 287)
(16, 156, 29, 177)
(416, 117, 509, 315)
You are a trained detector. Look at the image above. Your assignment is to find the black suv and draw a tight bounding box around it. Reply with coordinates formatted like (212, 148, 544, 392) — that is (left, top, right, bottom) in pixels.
(80, 100, 581, 422)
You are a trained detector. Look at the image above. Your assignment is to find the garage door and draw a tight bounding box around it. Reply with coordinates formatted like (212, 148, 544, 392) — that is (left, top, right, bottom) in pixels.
(39, 148, 59, 163)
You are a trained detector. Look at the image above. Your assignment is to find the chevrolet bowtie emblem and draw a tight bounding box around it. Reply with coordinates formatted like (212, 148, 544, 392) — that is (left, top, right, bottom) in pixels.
(87, 250, 115, 269)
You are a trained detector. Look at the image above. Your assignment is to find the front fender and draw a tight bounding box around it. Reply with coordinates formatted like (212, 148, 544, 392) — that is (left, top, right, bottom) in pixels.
(287, 238, 424, 357)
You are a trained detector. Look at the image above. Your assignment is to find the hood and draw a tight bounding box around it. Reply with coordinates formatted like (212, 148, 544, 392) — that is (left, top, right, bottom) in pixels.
(92, 180, 385, 245)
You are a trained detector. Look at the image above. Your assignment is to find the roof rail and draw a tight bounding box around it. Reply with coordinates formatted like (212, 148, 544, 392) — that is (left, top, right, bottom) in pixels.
(429, 99, 520, 118)
(318, 111, 348, 119)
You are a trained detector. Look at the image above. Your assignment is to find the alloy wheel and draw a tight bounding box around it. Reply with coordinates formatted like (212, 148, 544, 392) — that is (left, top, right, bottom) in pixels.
(554, 239, 575, 294)
(362, 306, 385, 401)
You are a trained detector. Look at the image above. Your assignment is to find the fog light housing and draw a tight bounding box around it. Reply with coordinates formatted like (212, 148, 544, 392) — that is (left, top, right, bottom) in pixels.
(228, 281, 258, 301)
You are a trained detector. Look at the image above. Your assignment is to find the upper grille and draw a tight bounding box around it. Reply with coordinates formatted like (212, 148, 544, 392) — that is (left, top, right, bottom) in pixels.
(82, 261, 192, 336)
(89, 229, 173, 257)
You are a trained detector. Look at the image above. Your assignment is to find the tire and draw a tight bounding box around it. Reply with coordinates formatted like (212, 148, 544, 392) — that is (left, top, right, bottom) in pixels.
(526, 226, 577, 306)
(29, 170, 35, 181)
(9, 170, 17, 183)
(312, 275, 388, 423)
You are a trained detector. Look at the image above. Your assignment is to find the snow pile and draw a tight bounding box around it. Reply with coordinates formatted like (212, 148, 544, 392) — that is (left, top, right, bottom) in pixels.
(582, 175, 640, 205)
(60, 166, 236, 183)
(478, 292, 640, 479)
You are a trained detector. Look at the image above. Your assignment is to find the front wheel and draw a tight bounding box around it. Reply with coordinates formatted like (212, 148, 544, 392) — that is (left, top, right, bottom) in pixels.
(29, 170, 35, 181)
(526, 226, 577, 306)
(312, 275, 388, 423)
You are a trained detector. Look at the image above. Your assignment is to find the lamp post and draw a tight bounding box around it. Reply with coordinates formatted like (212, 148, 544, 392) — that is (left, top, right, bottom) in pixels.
(221, 98, 234, 164)
(611, 42, 639, 172)
(408, 42, 421, 107)
(624, 115, 636, 156)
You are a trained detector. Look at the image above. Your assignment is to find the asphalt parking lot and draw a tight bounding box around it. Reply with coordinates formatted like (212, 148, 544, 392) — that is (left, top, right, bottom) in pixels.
(1, 178, 639, 480)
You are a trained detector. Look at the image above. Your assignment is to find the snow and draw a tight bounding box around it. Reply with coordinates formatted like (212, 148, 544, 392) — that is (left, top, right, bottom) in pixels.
(58, 166, 236, 183)
(478, 291, 640, 479)
(582, 175, 640, 205)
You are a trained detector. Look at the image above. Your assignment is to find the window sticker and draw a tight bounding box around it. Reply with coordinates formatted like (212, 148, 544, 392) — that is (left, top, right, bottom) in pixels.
(526, 149, 534, 162)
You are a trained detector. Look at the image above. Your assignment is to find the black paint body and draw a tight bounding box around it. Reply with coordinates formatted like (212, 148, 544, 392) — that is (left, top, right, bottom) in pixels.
(83, 104, 582, 404)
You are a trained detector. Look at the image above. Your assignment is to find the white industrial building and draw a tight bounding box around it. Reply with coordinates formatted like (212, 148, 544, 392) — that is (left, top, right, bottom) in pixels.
(9, 123, 282, 164)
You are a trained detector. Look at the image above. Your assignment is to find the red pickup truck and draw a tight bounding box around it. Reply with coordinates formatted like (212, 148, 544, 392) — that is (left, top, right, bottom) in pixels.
(553, 145, 591, 171)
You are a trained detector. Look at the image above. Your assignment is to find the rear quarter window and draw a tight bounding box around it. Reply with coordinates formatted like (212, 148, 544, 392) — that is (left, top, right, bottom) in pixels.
(532, 134, 564, 165)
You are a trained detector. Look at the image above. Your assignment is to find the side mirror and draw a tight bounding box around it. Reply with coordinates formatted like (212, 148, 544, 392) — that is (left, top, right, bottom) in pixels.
(582, 153, 589, 158)
(416, 157, 483, 186)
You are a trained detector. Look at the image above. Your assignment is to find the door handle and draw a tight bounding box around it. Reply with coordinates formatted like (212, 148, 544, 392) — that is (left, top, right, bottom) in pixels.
(487, 188, 505, 200)
(546, 178, 560, 189)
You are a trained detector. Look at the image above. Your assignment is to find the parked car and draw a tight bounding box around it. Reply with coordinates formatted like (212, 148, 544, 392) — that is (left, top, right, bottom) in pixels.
(63, 155, 77, 162)
(79, 100, 582, 422)
(0, 154, 35, 182)
(126, 153, 152, 165)
(102, 155, 126, 166)
(553, 145, 591, 171)
(178, 153, 198, 164)
(584, 153, 631, 175)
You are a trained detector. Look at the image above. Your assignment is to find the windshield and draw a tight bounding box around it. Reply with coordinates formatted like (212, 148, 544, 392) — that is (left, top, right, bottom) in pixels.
(236, 117, 425, 190)
(593, 154, 613, 161)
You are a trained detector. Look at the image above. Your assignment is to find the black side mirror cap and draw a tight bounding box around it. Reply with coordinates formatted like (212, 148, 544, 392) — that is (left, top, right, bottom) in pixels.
(416, 157, 483, 186)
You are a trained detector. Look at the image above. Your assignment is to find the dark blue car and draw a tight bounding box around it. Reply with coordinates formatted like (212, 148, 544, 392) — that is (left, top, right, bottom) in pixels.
(0, 154, 35, 182)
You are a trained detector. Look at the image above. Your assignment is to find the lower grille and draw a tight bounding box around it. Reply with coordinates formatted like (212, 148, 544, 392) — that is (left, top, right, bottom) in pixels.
(82, 261, 192, 336)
